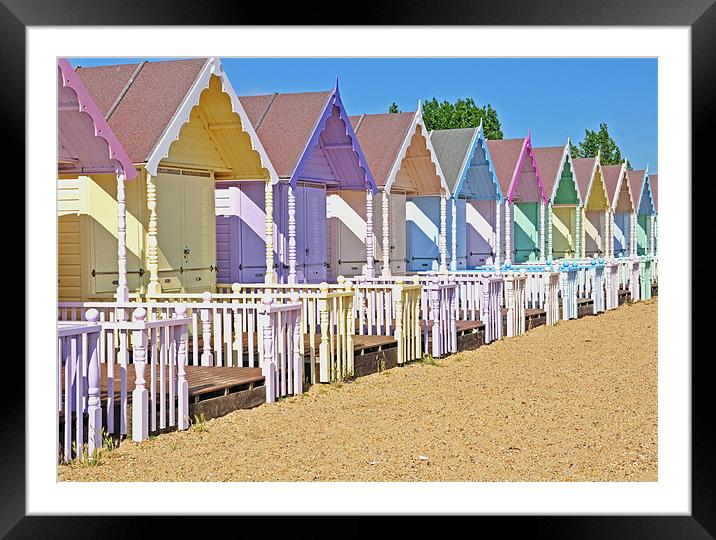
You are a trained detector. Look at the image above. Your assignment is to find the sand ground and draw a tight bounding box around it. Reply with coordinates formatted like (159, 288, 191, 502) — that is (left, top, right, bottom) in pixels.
(59, 298, 658, 482)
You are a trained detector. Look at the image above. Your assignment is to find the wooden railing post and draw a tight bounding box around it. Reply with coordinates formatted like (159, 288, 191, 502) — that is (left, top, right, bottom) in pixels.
(260, 293, 276, 403)
(200, 291, 214, 366)
(481, 274, 492, 342)
(394, 278, 405, 364)
(343, 278, 355, 378)
(429, 276, 441, 358)
(411, 275, 422, 359)
(85, 309, 102, 455)
(448, 275, 457, 353)
(174, 305, 190, 430)
(131, 307, 149, 442)
(290, 292, 303, 395)
(318, 282, 330, 382)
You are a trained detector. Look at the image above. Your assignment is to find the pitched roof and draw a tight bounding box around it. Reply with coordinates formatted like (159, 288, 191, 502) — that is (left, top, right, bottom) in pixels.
(601, 163, 624, 206)
(349, 112, 415, 188)
(75, 58, 208, 163)
(238, 91, 332, 178)
(486, 138, 525, 196)
(628, 169, 646, 204)
(572, 157, 597, 202)
(533, 146, 565, 200)
(429, 127, 477, 194)
(650, 174, 658, 211)
(58, 59, 137, 180)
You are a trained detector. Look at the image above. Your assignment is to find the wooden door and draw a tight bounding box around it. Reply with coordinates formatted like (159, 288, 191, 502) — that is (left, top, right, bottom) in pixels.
(329, 191, 366, 279)
(237, 182, 268, 283)
(406, 196, 440, 272)
(514, 201, 539, 263)
(181, 173, 216, 292)
(297, 184, 327, 283)
(467, 199, 495, 267)
(390, 192, 407, 274)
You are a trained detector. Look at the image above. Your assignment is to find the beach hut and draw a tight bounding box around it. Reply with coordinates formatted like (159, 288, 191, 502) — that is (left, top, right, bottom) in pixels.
(230, 85, 377, 284)
(650, 174, 658, 255)
(629, 168, 656, 256)
(602, 162, 636, 258)
(534, 142, 580, 261)
(57, 58, 138, 302)
(573, 155, 610, 258)
(349, 108, 448, 276)
(429, 124, 502, 269)
(487, 133, 548, 265)
(59, 57, 276, 300)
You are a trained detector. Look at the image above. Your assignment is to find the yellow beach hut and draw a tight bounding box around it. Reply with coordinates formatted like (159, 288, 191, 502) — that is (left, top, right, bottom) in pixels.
(573, 154, 611, 258)
(58, 57, 276, 300)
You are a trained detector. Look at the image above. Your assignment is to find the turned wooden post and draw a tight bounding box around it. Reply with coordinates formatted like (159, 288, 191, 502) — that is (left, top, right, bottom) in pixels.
(539, 199, 546, 263)
(504, 200, 512, 266)
(146, 172, 161, 295)
(394, 278, 405, 364)
(343, 278, 355, 378)
(381, 190, 390, 276)
(260, 293, 276, 402)
(289, 291, 303, 395)
(115, 172, 129, 303)
(495, 199, 502, 268)
(450, 197, 457, 271)
(200, 291, 214, 366)
(439, 194, 448, 273)
(85, 309, 102, 454)
(429, 276, 441, 358)
(575, 204, 582, 259)
(131, 307, 149, 442)
(448, 274, 457, 353)
(318, 282, 330, 382)
(174, 305, 190, 430)
(287, 184, 297, 285)
(264, 180, 277, 284)
(365, 188, 374, 278)
(547, 201, 553, 261)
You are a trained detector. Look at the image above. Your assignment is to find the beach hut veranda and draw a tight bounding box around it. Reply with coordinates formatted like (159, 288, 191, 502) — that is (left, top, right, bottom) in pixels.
(629, 168, 657, 256)
(602, 162, 636, 258)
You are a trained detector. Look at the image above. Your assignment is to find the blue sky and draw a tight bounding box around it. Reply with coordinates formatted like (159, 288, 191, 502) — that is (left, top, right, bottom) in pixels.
(69, 57, 658, 170)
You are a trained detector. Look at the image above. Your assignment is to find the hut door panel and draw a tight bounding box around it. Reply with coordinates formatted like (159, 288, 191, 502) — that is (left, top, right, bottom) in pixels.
(613, 212, 630, 257)
(467, 199, 495, 267)
(297, 184, 327, 283)
(453, 198, 468, 269)
(585, 210, 604, 257)
(329, 191, 366, 279)
(637, 214, 648, 255)
(215, 184, 239, 285)
(390, 193, 407, 274)
(406, 196, 440, 272)
(514, 202, 539, 263)
(90, 174, 143, 295)
(238, 182, 268, 283)
(181, 174, 216, 291)
(552, 206, 576, 259)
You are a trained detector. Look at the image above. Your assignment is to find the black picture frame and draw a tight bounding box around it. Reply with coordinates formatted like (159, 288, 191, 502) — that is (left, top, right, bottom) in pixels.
(6, 0, 708, 536)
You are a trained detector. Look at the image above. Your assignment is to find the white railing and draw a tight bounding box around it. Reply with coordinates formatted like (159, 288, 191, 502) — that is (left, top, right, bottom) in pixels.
(154, 284, 350, 384)
(57, 306, 192, 457)
(504, 272, 527, 337)
(58, 312, 102, 462)
(604, 260, 619, 310)
(591, 263, 606, 314)
(480, 273, 504, 343)
(544, 271, 561, 325)
(353, 276, 422, 365)
(639, 256, 654, 300)
(629, 258, 641, 301)
(558, 264, 579, 320)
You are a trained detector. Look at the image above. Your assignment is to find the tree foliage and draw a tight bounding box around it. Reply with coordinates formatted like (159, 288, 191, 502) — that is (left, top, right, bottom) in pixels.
(388, 102, 400, 113)
(419, 97, 503, 139)
(571, 123, 631, 168)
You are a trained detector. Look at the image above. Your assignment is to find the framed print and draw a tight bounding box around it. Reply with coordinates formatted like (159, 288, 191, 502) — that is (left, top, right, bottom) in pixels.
(6, 0, 711, 535)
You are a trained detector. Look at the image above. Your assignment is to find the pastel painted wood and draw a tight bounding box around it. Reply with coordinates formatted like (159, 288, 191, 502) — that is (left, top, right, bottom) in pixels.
(58, 58, 276, 300)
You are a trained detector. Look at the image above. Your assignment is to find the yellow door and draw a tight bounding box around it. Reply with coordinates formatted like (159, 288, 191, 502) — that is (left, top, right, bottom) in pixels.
(155, 171, 184, 291)
(181, 173, 216, 292)
(89, 174, 144, 297)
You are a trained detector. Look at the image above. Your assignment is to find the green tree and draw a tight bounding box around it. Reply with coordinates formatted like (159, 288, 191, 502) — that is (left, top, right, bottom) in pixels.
(572, 123, 630, 168)
(420, 97, 503, 139)
(388, 102, 400, 113)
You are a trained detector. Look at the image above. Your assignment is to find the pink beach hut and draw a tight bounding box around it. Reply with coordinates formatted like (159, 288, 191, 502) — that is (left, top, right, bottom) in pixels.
(487, 132, 548, 265)
(57, 58, 138, 302)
